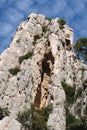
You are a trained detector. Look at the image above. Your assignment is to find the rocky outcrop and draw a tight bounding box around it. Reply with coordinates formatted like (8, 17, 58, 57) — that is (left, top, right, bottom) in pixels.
(0, 13, 87, 130)
(0, 116, 21, 130)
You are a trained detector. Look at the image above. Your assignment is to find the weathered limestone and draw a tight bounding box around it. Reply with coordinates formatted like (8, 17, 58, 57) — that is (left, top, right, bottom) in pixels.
(0, 116, 21, 130)
(0, 13, 87, 130)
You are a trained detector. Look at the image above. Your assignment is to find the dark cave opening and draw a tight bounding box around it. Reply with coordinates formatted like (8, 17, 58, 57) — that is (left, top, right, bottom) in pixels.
(42, 51, 54, 78)
(65, 39, 72, 51)
(34, 51, 54, 108)
(65, 39, 70, 46)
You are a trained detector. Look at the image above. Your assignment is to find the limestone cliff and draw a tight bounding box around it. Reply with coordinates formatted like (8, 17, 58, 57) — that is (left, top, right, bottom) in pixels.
(0, 13, 87, 130)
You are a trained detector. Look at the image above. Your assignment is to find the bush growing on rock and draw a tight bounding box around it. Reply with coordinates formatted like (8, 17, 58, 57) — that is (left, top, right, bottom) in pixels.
(42, 26, 48, 33)
(74, 37, 87, 62)
(75, 88, 82, 98)
(58, 18, 66, 29)
(66, 109, 87, 130)
(17, 107, 30, 126)
(9, 66, 21, 76)
(46, 17, 51, 21)
(0, 107, 9, 120)
(16, 38, 21, 43)
(19, 51, 34, 64)
(17, 104, 53, 130)
(84, 105, 87, 115)
(61, 82, 76, 104)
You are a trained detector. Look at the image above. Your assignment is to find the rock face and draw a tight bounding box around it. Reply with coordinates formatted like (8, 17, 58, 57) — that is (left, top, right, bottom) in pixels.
(0, 116, 21, 130)
(0, 13, 87, 130)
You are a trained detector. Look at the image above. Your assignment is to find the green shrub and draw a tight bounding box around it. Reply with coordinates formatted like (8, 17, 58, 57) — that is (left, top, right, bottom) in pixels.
(17, 107, 30, 126)
(61, 82, 76, 104)
(17, 104, 53, 130)
(16, 39, 20, 43)
(0, 107, 9, 120)
(19, 51, 33, 64)
(84, 105, 87, 115)
(84, 79, 87, 83)
(74, 37, 87, 62)
(67, 117, 87, 130)
(66, 109, 87, 130)
(42, 26, 48, 32)
(66, 34, 70, 38)
(80, 68, 86, 73)
(58, 18, 66, 29)
(46, 17, 51, 21)
(62, 41, 65, 47)
(76, 102, 81, 116)
(9, 66, 21, 76)
(75, 88, 82, 98)
(66, 109, 79, 130)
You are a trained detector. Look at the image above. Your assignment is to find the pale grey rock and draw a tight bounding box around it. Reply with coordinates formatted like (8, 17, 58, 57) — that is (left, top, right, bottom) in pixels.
(0, 13, 87, 130)
(0, 116, 21, 130)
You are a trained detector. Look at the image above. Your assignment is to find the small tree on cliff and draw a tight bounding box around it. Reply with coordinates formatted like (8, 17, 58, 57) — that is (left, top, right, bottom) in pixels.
(74, 38, 87, 62)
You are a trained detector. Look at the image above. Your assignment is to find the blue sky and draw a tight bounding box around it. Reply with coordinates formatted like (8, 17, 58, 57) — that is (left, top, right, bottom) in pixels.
(0, 0, 87, 53)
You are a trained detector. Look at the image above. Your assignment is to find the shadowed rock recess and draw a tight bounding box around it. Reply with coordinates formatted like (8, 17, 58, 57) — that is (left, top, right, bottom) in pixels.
(0, 13, 87, 130)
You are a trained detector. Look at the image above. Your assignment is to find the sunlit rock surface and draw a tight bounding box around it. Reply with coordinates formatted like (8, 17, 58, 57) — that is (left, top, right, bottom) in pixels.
(0, 13, 87, 130)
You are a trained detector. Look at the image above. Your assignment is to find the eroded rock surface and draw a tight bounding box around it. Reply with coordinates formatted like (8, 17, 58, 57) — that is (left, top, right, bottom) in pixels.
(0, 13, 87, 130)
(0, 116, 21, 130)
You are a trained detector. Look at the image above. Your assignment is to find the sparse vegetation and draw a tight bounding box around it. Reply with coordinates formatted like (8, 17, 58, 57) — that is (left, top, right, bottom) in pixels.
(74, 37, 87, 62)
(66, 109, 79, 130)
(66, 34, 70, 38)
(17, 104, 53, 130)
(80, 67, 85, 72)
(0, 107, 9, 120)
(17, 107, 30, 126)
(19, 26, 23, 30)
(66, 109, 87, 130)
(84, 79, 87, 83)
(58, 18, 66, 30)
(76, 102, 82, 116)
(83, 79, 87, 89)
(62, 41, 65, 47)
(9, 66, 21, 76)
(84, 105, 87, 115)
(16, 39, 21, 43)
(42, 26, 48, 32)
(46, 17, 51, 21)
(75, 88, 82, 98)
(61, 82, 76, 104)
(19, 51, 34, 64)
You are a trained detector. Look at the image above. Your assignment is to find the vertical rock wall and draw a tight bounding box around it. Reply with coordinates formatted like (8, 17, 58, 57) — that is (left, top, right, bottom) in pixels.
(0, 13, 87, 130)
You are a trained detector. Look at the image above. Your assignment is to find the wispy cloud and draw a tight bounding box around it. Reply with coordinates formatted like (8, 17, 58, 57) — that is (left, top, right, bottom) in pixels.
(0, 0, 5, 5)
(0, 22, 13, 36)
(4, 8, 24, 24)
(15, 0, 34, 12)
(69, 1, 85, 14)
(0, 0, 87, 53)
